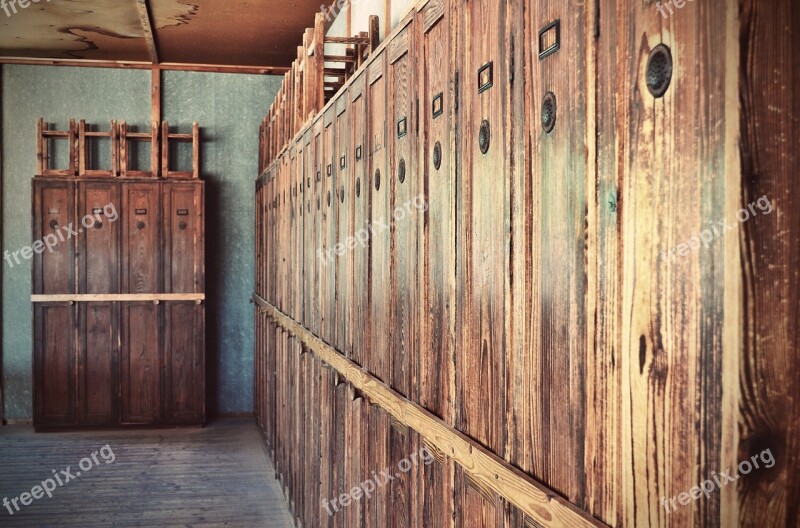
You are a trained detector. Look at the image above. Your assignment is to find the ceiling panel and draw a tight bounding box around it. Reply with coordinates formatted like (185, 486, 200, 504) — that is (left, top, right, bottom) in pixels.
(0, 0, 324, 67)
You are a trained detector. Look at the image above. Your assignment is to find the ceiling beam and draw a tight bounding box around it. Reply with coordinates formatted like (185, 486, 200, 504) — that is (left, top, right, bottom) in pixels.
(135, 0, 159, 64)
(0, 57, 290, 75)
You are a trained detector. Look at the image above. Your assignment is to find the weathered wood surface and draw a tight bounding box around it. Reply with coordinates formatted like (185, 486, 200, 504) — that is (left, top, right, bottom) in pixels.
(254, 0, 799, 526)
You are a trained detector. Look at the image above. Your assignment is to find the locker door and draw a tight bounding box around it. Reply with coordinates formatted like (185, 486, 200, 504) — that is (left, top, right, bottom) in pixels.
(335, 96, 350, 356)
(163, 302, 205, 424)
(388, 18, 418, 399)
(418, 0, 454, 423)
(77, 302, 118, 425)
(33, 303, 77, 427)
(322, 106, 337, 345)
(121, 302, 161, 423)
(294, 139, 304, 324)
(457, 0, 510, 455)
(367, 52, 390, 383)
(78, 181, 119, 294)
(523, 0, 588, 508)
(33, 180, 75, 294)
(303, 129, 314, 328)
(163, 182, 204, 294)
(122, 183, 161, 293)
(312, 119, 324, 336)
(350, 73, 369, 369)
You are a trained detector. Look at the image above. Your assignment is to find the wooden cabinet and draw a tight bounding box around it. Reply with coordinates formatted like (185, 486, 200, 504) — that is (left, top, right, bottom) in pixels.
(33, 178, 205, 430)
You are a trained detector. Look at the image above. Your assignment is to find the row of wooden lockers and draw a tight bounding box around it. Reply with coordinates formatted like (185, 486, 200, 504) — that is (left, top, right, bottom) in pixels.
(255, 316, 541, 527)
(33, 179, 205, 295)
(254, 0, 587, 523)
(35, 302, 205, 429)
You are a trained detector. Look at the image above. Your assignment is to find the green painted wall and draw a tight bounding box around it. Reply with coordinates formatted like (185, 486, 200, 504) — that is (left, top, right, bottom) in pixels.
(1, 65, 280, 419)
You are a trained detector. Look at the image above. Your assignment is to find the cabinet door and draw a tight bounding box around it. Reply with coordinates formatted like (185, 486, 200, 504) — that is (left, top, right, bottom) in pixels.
(120, 302, 161, 424)
(367, 53, 390, 383)
(162, 182, 204, 294)
(78, 181, 119, 294)
(122, 183, 161, 293)
(78, 302, 118, 425)
(162, 302, 205, 424)
(33, 303, 77, 427)
(33, 180, 75, 294)
(388, 20, 418, 400)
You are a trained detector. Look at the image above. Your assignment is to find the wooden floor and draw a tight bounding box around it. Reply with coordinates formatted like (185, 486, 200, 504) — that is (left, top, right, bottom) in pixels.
(0, 417, 294, 527)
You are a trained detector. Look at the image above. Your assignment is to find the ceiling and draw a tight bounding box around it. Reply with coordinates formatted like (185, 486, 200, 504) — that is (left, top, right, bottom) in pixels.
(0, 0, 324, 69)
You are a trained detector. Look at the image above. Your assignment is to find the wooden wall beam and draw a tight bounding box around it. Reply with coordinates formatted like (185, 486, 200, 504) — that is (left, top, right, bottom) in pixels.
(135, 0, 159, 64)
(252, 294, 607, 528)
(31, 294, 205, 303)
(0, 58, 290, 75)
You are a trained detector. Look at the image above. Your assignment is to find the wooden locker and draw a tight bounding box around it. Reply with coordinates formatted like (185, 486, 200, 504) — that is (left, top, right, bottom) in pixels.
(312, 118, 324, 336)
(33, 303, 77, 427)
(456, 0, 511, 456)
(388, 17, 418, 400)
(335, 95, 350, 356)
(120, 302, 161, 424)
(367, 52, 390, 383)
(303, 129, 314, 329)
(78, 181, 119, 294)
(332, 379, 348, 528)
(122, 183, 162, 294)
(77, 302, 118, 425)
(32, 179, 75, 295)
(322, 105, 337, 346)
(162, 302, 205, 424)
(366, 403, 390, 528)
(349, 72, 369, 369)
(162, 181, 204, 294)
(294, 138, 304, 324)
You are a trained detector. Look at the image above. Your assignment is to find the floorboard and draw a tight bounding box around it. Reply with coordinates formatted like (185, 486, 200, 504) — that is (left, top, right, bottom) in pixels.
(0, 417, 294, 527)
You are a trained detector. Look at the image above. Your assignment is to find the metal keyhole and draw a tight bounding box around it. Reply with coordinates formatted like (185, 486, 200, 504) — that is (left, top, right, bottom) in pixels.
(433, 141, 442, 170)
(646, 44, 673, 98)
(136, 221, 145, 230)
(398, 158, 406, 183)
(179, 221, 187, 230)
(479, 120, 491, 154)
(542, 92, 557, 133)
(49, 219, 59, 230)
(95, 221, 103, 230)
(374, 169, 381, 191)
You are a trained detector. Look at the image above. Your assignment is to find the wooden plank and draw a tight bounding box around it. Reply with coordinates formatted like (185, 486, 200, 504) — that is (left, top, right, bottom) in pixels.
(32, 294, 205, 302)
(253, 294, 607, 528)
(135, 0, 159, 64)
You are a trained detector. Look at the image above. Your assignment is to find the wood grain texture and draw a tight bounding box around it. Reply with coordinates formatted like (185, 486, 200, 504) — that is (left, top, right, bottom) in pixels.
(254, 295, 606, 528)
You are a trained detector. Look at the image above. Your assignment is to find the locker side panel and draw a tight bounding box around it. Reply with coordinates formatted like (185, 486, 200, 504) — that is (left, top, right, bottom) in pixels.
(350, 75, 369, 369)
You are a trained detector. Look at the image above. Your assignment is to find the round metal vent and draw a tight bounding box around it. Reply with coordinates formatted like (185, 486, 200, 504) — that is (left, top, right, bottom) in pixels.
(398, 158, 406, 183)
(542, 92, 557, 133)
(479, 120, 491, 154)
(374, 169, 381, 191)
(646, 44, 673, 98)
(433, 141, 442, 170)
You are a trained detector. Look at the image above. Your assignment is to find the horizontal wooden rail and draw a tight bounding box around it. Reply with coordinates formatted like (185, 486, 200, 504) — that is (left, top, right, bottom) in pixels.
(252, 293, 607, 528)
(32, 294, 205, 303)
